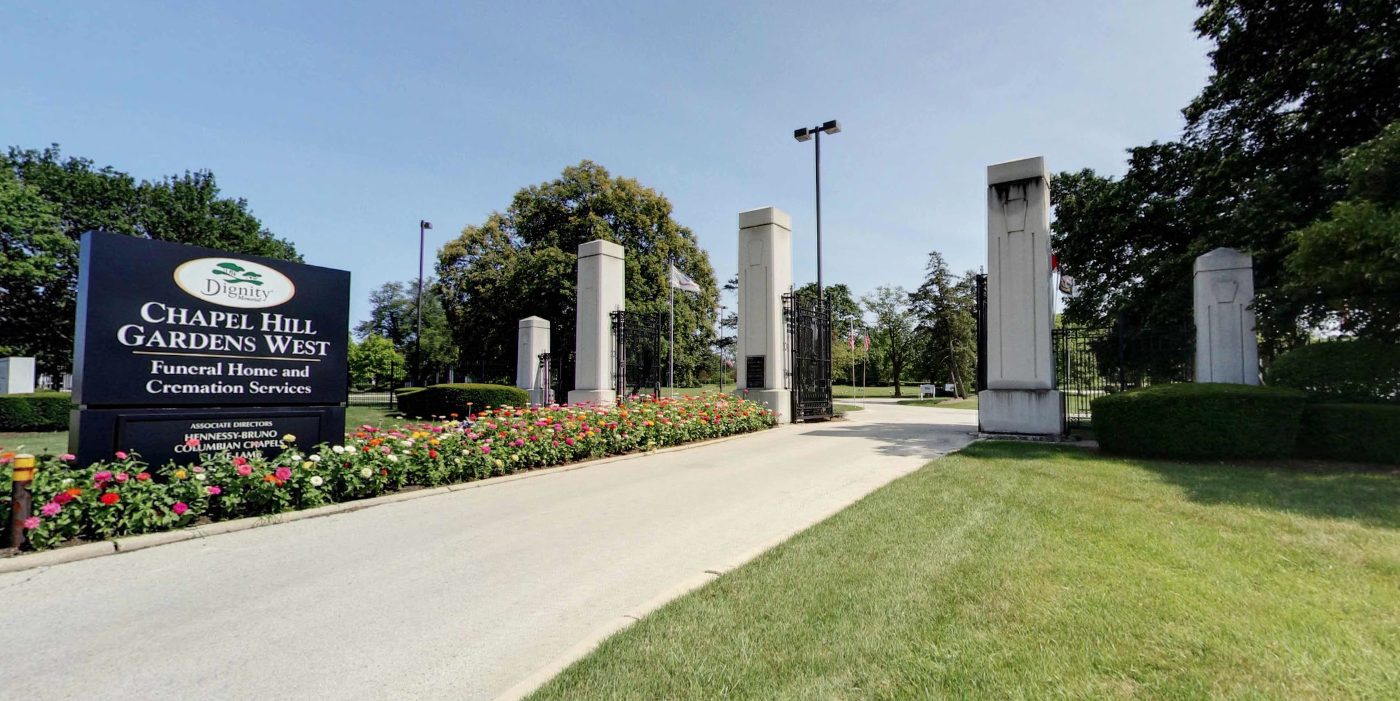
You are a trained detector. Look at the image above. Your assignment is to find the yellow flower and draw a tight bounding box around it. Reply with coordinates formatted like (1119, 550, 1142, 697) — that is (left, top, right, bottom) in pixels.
(174, 469, 187, 479)
(282, 434, 297, 442)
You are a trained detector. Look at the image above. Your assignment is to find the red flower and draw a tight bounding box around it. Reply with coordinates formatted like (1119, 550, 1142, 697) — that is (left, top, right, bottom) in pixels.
(100, 492, 120, 505)
(136, 472, 151, 481)
(54, 491, 73, 505)
(429, 449, 438, 459)
(380, 469, 388, 476)
(232, 457, 248, 467)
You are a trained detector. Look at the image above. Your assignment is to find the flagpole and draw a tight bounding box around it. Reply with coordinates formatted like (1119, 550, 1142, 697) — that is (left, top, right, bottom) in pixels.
(669, 255, 675, 398)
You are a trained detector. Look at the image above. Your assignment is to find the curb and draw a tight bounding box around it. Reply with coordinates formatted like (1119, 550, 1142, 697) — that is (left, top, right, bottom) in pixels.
(0, 425, 792, 576)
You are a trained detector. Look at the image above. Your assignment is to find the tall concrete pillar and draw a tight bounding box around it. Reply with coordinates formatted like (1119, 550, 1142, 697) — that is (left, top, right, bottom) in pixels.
(516, 316, 551, 405)
(1194, 248, 1259, 385)
(567, 240, 625, 406)
(978, 157, 1062, 435)
(734, 207, 792, 423)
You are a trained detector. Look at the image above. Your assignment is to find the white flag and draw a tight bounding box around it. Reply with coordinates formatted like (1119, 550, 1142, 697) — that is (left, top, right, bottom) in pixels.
(670, 265, 700, 293)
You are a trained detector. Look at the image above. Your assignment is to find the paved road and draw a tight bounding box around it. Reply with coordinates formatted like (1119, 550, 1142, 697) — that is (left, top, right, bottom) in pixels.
(0, 401, 976, 701)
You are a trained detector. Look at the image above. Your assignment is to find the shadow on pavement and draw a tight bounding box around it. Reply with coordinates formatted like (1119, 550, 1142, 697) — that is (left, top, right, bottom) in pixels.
(801, 422, 975, 460)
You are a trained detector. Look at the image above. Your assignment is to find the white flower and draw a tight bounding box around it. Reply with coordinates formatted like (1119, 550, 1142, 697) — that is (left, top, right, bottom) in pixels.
(309, 455, 321, 463)
(403, 439, 415, 447)
(288, 453, 301, 462)
(332, 446, 345, 454)
(310, 475, 324, 486)
(360, 467, 373, 478)
(402, 450, 411, 455)
(61, 477, 74, 485)
(387, 455, 399, 463)
(195, 473, 207, 481)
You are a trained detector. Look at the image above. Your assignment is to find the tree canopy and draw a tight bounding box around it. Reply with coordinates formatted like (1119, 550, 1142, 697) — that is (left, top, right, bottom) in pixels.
(354, 279, 459, 384)
(436, 161, 718, 391)
(0, 145, 299, 375)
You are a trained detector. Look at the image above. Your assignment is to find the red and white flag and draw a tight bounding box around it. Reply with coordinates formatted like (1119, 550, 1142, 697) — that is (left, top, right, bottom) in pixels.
(847, 330, 856, 350)
(862, 335, 871, 351)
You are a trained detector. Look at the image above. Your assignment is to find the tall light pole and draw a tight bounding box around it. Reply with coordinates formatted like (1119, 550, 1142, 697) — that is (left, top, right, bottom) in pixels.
(416, 220, 432, 387)
(793, 120, 841, 305)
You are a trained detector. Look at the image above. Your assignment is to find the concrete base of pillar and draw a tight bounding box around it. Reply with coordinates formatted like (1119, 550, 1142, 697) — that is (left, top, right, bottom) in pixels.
(528, 389, 552, 407)
(734, 388, 790, 424)
(566, 389, 616, 407)
(978, 389, 1062, 435)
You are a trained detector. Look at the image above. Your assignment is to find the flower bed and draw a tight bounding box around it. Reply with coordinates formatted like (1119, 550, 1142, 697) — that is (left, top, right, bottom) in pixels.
(14, 394, 776, 551)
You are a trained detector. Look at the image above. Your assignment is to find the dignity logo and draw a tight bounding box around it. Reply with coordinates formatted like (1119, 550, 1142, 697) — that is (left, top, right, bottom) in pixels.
(174, 258, 296, 309)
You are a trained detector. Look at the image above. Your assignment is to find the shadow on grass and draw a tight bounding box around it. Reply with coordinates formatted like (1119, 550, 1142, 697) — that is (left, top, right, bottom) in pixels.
(964, 440, 1400, 531)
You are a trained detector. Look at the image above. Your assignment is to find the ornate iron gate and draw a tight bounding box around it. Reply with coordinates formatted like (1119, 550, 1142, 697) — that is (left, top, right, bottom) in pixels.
(1052, 321, 1195, 429)
(784, 293, 833, 421)
(611, 310, 664, 399)
(974, 273, 987, 393)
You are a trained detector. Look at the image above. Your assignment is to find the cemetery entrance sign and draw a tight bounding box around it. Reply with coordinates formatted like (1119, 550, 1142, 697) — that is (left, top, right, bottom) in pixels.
(69, 232, 350, 467)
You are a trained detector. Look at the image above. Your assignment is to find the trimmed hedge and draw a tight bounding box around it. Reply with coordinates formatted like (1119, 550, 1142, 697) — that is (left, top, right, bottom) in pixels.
(397, 383, 530, 419)
(1265, 339, 1400, 404)
(1092, 383, 1306, 460)
(0, 392, 72, 432)
(1297, 403, 1400, 464)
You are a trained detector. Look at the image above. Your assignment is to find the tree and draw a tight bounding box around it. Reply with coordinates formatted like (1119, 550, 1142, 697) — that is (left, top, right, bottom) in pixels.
(348, 335, 406, 390)
(436, 161, 719, 391)
(909, 252, 977, 397)
(1286, 121, 1400, 340)
(793, 282, 862, 331)
(354, 279, 459, 384)
(1, 145, 300, 375)
(861, 286, 916, 397)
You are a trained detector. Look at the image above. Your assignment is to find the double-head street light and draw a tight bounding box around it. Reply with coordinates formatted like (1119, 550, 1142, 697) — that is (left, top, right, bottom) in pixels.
(793, 119, 841, 305)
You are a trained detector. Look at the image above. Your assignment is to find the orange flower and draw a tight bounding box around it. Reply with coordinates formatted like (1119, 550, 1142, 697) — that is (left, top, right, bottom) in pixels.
(369, 438, 382, 446)
(263, 474, 276, 483)
(64, 488, 83, 498)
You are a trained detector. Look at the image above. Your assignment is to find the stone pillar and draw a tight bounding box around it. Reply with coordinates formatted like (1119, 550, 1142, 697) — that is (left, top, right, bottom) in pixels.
(1194, 248, 1259, 385)
(0, 358, 36, 395)
(978, 157, 1062, 435)
(567, 240, 625, 406)
(734, 207, 792, 423)
(516, 317, 551, 405)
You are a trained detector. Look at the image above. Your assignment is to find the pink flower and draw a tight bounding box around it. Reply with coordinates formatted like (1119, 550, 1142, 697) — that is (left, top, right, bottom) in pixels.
(565, 438, 575, 446)
(232, 456, 248, 467)
(185, 438, 200, 448)
(41, 501, 62, 516)
(206, 486, 222, 496)
(274, 467, 292, 481)
(58, 453, 75, 461)
(23, 516, 40, 530)
(552, 440, 559, 446)
(236, 465, 252, 477)
(172, 502, 189, 515)
(93, 471, 113, 483)
(480, 445, 491, 454)
(192, 465, 205, 473)
(115, 472, 129, 483)
(115, 451, 128, 460)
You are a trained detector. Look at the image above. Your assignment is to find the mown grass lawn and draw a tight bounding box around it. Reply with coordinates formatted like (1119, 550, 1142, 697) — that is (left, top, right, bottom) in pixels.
(528, 442, 1400, 700)
(896, 397, 979, 410)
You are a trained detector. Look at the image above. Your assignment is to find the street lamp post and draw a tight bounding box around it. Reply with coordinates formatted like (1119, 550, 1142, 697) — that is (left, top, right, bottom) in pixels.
(416, 219, 432, 387)
(793, 120, 841, 305)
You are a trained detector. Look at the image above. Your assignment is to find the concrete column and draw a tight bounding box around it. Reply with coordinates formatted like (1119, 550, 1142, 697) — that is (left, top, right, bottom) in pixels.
(567, 240, 625, 406)
(1194, 248, 1259, 385)
(0, 358, 36, 395)
(978, 157, 1062, 435)
(516, 317, 551, 405)
(734, 207, 792, 423)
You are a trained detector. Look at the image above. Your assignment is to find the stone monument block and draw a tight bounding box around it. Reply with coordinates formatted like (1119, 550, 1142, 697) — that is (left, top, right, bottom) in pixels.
(568, 240, 625, 406)
(734, 206, 792, 423)
(516, 316, 552, 406)
(978, 157, 1062, 435)
(0, 357, 36, 395)
(1194, 248, 1259, 385)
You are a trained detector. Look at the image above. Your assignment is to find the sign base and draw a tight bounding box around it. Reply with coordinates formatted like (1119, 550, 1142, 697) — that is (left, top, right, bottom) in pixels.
(70, 405, 346, 468)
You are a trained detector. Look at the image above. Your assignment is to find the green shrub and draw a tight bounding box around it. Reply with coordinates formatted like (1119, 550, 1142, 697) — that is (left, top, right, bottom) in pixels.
(397, 383, 530, 418)
(1092, 383, 1306, 460)
(0, 392, 72, 432)
(1296, 403, 1400, 464)
(1265, 339, 1400, 404)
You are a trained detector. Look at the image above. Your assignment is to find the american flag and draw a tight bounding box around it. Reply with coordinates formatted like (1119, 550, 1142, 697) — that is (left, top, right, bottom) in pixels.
(848, 330, 856, 350)
(862, 335, 870, 351)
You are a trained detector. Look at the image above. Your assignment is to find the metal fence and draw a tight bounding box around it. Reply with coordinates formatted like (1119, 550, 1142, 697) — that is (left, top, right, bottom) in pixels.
(1052, 323, 1194, 429)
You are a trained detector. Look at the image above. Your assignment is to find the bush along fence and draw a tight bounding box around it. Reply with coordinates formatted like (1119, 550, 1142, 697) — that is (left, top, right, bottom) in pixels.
(5, 393, 776, 552)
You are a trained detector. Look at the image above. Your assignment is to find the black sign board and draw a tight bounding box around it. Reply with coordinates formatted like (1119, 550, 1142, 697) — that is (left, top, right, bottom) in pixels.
(70, 232, 350, 466)
(745, 355, 766, 389)
(71, 406, 346, 468)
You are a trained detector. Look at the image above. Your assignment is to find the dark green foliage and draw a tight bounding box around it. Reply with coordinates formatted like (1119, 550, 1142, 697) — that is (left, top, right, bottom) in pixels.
(1265, 340, 1400, 404)
(1092, 383, 1306, 460)
(1297, 404, 1400, 464)
(0, 392, 72, 432)
(397, 383, 530, 419)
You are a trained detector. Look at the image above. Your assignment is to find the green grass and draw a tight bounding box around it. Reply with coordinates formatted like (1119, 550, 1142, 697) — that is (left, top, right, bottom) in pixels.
(833, 403, 864, 413)
(0, 431, 69, 457)
(896, 396, 979, 410)
(528, 442, 1400, 700)
(832, 385, 926, 399)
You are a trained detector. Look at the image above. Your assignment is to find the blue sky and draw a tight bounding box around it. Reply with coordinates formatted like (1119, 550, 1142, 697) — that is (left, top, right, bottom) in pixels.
(2, 1, 1210, 328)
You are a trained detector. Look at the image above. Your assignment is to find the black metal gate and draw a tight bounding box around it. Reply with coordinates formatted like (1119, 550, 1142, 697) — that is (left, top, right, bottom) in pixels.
(785, 293, 833, 421)
(1052, 321, 1195, 428)
(974, 273, 987, 392)
(611, 310, 664, 399)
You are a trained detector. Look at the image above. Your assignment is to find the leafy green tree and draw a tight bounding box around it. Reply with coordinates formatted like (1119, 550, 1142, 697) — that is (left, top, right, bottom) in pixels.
(909, 252, 977, 397)
(436, 161, 719, 391)
(793, 282, 862, 331)
(1, 145, 300, 375)
(861, 286, 917, 397)
(1286, 121, 1400, 340)
(348, 335, 407, 390)
(354, 279, 459, 385)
